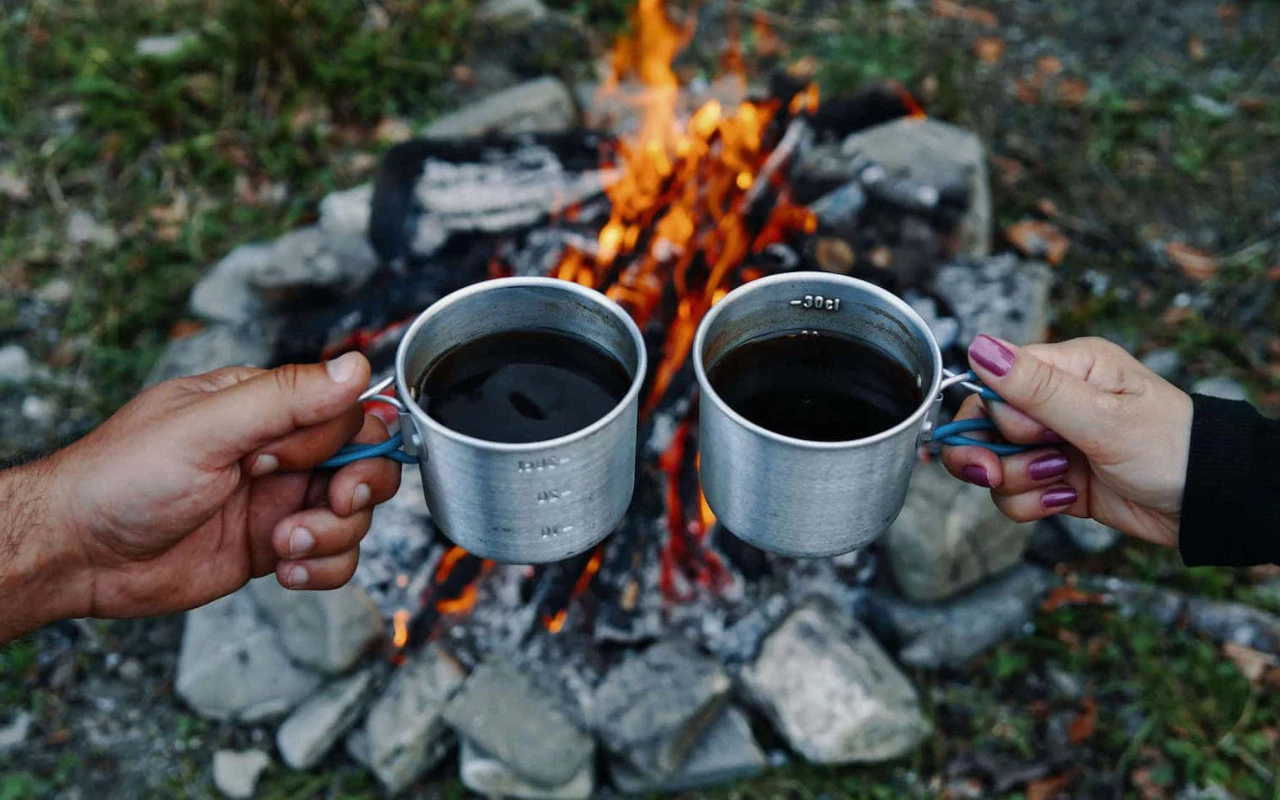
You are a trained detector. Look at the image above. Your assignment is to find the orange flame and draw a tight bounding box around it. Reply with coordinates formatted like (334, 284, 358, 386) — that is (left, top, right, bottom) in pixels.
(542, 548, 604, 634)
(437, 583, 479, 616)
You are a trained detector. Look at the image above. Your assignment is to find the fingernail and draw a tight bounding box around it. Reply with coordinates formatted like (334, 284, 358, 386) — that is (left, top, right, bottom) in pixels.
(352, 483, 372, 512)
(1042, 430, 1064, 443)
(1042, 487, 1078, 508)
(961, 465, 990, 488)
(326, 352, 362, 384)
(1028, 453, 1070, 481)
(285, 565, 309, 589)
(250, 454, 278, 477)
(969, 334, 1016, 377)
(289, 527, 315, 558)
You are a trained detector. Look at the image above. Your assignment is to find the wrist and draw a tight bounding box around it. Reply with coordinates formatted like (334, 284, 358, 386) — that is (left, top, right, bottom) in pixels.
(0, 455, 94, 640)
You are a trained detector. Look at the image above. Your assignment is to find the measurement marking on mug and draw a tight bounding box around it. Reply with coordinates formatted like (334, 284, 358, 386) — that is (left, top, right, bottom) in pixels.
(789, 295, 841, 311)
(518, 456, 568, 473)
(537, 490, 571, 504)
(540, 524, 574, 539)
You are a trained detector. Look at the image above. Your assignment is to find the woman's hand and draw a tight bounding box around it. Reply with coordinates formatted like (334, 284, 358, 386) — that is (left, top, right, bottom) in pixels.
(940, 335, 1193, 547)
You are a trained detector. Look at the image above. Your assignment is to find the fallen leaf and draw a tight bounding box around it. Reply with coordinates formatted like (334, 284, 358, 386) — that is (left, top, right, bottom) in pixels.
(451, 64, 476, 87)
(1007, 219, 1071, 265)
(1224, 641, 1278, 683)
(931, 0, 998, 28)
(990, 154, 1026, 186)
(1165, 242, 1218, 280)
(1057, 78, 1090, 107)
(1188, 34, 1206, 61)
(974, 37, 1005, 64)
(1041, 585, 1106, 612)
(1269, 265, 1280, 282)
(46, 728, 71, 746)
(1055, 628, 1081, 647)
(1015, 78, 1040, 105)
(375, 117, 413, 145)
(1237, 97, 1266, 113)
(1027, 773, 1073, 800)
(1068, 697, 1098, 744)
(1036, 198, 1060, 217)
(1132, 766, 1168, 800)
(169, 320, 204, 341)
(1036, 55, 1064, 77)
(1162, 306, 1194, 326)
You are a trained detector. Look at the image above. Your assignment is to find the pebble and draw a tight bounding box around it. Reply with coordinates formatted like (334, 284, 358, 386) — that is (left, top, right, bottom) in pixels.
(118, 658, 144, 682)
(21, 395, 57, 425)
(135, 32, 198, 58)
(1190, 376, 1249, 402)
(212, 749, 271, 800)
(66, 210, 119, 249)
(0, 345, 31, 384)
(0, 712, 33, 753)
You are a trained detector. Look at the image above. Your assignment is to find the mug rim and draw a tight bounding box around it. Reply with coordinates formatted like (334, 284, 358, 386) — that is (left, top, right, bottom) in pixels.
(394, 276, 648, 454)
(692, 271, 943, 451)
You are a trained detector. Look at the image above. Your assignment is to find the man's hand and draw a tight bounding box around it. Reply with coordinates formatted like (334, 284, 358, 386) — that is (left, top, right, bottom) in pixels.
(17, 352, 401, 632)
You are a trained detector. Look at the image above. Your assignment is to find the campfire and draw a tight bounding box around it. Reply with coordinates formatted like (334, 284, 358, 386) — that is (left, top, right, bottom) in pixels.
(174, 1, 1054, 795)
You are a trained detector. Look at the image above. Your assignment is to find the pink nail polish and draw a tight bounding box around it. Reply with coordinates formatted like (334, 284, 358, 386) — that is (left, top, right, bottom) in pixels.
(1028, 454, 1069, 481)
(961, 465, 990, 488)
(969, 335, 1016, 377)
(1042, 487, 1077, 508)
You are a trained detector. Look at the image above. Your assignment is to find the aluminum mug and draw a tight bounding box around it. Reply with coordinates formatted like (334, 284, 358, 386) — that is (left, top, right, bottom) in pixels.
(693, 271, 951, 557)
(373, 277, 646, 564)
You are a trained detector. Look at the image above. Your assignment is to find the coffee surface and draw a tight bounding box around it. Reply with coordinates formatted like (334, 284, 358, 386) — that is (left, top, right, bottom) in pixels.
(707, 330, 922, 442)
(417, 329, 632, 444)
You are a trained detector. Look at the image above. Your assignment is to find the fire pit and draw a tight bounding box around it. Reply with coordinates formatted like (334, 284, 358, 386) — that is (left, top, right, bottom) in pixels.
(164, 2, 1063, 796)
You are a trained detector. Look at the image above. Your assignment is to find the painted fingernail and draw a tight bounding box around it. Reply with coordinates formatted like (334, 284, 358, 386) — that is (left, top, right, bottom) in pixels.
(326, 351, 362, 384)
(289, 527, 315, 558)
(961, 465, 990, 488)
(969, 334, 1016, 377)
(352, 483, 372, 512)
(1041, 430, 1064, 443)
(285, 565, 309, 589)
(1042, 487, 1078, 508)
(250, 454, 278, 477)
(1028, 453, 1069, 481)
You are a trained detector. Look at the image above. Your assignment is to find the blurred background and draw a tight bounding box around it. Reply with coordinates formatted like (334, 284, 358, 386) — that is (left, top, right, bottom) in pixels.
(1, 1, 1278, 798)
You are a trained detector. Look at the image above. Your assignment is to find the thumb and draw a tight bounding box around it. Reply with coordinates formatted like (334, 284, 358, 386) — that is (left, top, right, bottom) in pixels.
(189, 352, 371, 464)
(967, 334, 1115, 448)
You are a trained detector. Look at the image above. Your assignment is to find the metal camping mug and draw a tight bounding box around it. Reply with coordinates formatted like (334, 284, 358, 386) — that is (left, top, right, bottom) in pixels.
(346, 277, 646, 564)
(693, 271, 1002, 558)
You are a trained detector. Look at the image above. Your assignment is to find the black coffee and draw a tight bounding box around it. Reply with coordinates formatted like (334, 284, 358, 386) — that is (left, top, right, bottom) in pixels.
(707, 330, 922, 442)
(416, 329, 632, 444)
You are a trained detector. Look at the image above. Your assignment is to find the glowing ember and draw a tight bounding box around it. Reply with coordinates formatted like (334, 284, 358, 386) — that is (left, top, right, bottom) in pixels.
(541, 549, 604, 633)
(392, 609, 410, 648)
(395, 573, 409, 589)
(437, 582, 480, 616)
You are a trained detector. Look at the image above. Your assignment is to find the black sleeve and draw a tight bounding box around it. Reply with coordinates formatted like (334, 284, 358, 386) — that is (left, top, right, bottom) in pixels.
(1179, 395, 1280, 567)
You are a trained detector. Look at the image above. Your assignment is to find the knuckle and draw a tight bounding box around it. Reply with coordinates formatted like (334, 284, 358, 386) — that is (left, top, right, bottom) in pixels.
(272, 363, 304, 396)
(1021, 360, 1061, 408)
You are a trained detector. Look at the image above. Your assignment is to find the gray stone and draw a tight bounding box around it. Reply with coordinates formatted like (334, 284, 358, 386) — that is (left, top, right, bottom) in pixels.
(21, 395, 56, 425)
(145, 325, 272, 386)
(461, 739, 593, 800)
(868, 565, 1058, 670)
(1191, 94, 1237, 119)
(740, 603, 930, 763)
(248, 577, 384, 674)
(319, 184, 373, 239)
(1141, 348, 1184, 381)
(250, 226, 379, 305)
(35, 279, 74, 305)
(422, 77, 576, 140)
(0, 345, 31, 384)
(480, 0, 548, 21)
(610, 707, 765, 795)
(443, 660, 594, 788)
(66, 209, 118, 249)
(1191, 376, 1250, 402)
(843, 118, 991, 256)
(277, 668, 377, 770)
(176, 590, 321, 722)
(932, 254, 1053, 346)
(190, 244, 272, 324)
(1055, 516, 1121, 554)
(362, 644, 466, 794)
(1185, 597, 1280, 654)
(0, 711, 33, 753)
(884, 462, 1033, 603)
(135, 32, 198, 58)
(212, 749, 271, 800)
(592, 640, 732, 780)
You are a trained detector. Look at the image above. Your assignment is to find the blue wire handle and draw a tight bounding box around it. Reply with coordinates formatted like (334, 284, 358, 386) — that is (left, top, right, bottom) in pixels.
(932, 370, 1036, 456)
(317, 379, 417, 469)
